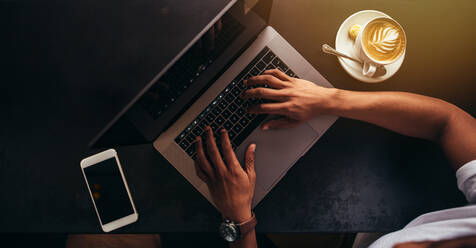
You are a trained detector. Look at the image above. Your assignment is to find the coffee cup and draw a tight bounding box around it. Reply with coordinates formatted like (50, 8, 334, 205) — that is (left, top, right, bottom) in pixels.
(353, 17, 406, 77)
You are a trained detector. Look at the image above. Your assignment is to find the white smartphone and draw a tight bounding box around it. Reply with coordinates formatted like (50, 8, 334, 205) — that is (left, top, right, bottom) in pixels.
(80, 149, 138, 232)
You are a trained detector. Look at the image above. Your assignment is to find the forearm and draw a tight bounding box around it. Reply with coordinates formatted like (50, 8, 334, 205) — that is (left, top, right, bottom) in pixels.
(326, 89, 476, 169)
(327, 90, 453, 140)
(230, 229, 257, 248)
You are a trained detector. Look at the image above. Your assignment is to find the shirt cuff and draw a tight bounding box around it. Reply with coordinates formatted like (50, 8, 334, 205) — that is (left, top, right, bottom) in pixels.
(456, 160, 476, 196)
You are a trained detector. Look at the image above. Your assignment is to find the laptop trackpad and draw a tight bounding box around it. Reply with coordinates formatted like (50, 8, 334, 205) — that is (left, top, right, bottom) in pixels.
(236, 122, 318, 191)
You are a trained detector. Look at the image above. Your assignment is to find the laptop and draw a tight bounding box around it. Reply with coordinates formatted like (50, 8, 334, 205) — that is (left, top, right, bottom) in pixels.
(91, 1, 337, 208)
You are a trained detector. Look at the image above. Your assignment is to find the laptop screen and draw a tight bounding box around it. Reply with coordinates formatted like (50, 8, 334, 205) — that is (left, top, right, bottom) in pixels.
(137, 13, 244, 120)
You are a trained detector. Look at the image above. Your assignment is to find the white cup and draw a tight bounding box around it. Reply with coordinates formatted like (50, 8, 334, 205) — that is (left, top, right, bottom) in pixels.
(353, 17, 406, 77)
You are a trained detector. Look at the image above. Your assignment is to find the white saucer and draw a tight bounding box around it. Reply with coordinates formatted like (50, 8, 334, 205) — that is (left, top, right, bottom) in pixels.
(335, 10, 405, 83)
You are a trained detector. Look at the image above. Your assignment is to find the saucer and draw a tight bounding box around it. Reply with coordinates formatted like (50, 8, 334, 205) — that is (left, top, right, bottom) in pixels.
(335, 10, 405, 83)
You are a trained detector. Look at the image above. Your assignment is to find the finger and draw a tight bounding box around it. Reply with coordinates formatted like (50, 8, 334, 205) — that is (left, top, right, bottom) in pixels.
(245, 74, 289, 89)
(195, 136, 215, 181)
(261, 118, 301, 130)
(241, 88, 286, 101)
(219, 129, 240, 170)
(262, 69, 292, 81)
(247, 103, 289, 115)
(194, 161, 209, 184)
(204, 126, 227, 175)
(244, 144, 256, 182)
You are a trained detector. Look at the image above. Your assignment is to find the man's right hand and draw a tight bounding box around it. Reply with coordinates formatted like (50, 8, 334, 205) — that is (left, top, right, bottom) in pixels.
(241, 69, 337, 130)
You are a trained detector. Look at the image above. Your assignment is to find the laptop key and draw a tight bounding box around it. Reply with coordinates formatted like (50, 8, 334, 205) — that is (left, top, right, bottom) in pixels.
(179, 140, 190, 150)
(228, 103, 238, 112)
(230, 114, 240, 123)
(223, 121, 233, 130)
(265, 64, 275, 71)
(231, 87, 241, 97)
(256, 61, 266, 71)
(272, 57, 288, 72)
(239, 117, 249, 127)
(212, 107, 221, 116)
(222, 109, 232, 119)
(190, 119, 199, 128)
(185, 134, 195, 143)
(175, 132, 186, 143)
(263, 51, 276, 64)
(186, 145, 196, 156)
(236, 107, 246, 116)
(198, 111, 207, 120)
(192, 126, 202, 136)
(210, 99, 219, 108)
(285, 69, 296, 78)
(216, 92, 225, 101)
(215, 116, 225, 125)
(250, 67, 260, 76)
(225, 94, 235, 103)
(198, 120, 209, 129)
(185, 125, 193, 133)
(233, 123, 243, 133)
(205, 112, 216, 122)
(238, 81, 246, 90)
(210, 122, 219, 132)
(218, 100, 228, 109)
(235, 97, 244, 105)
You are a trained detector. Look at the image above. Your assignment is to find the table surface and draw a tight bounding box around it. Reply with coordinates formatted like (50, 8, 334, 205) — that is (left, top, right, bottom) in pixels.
(1, 0, 474, 233)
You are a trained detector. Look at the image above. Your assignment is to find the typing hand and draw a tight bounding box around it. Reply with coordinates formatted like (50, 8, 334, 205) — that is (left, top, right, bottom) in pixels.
(195, 127, 256, 222)
(242, 69, 336, 130)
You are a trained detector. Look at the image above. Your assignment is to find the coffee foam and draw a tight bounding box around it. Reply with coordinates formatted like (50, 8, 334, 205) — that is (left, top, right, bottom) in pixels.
(362, 18, 405, 63)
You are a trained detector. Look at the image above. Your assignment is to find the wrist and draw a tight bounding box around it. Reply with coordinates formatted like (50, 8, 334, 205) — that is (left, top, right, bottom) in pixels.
(314, 87, 342, 115)
(223, 208, 252, 223)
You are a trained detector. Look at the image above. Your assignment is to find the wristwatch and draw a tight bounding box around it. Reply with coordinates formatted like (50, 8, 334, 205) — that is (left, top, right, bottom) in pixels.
(219, 212, 257, 242)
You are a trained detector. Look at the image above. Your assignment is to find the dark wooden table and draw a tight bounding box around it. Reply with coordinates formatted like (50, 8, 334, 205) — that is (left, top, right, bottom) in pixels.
(1, 0, 473, 233)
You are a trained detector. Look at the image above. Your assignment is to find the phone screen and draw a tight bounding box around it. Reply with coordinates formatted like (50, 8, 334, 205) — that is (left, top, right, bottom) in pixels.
(83, 158, 134, 224)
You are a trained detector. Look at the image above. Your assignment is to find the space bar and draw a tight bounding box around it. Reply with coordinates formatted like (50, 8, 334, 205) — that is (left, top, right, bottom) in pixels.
(233, 114, 268, 147)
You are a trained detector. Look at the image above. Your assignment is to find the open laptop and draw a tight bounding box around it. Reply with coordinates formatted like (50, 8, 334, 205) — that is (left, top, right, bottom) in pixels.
(91, 1, 337, 208)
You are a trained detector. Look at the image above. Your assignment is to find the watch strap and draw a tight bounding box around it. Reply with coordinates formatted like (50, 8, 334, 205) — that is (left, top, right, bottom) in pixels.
(236, 212, 257, 237)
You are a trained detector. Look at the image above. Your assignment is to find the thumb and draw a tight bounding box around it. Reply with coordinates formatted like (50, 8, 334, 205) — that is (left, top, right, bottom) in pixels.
(262, 118, 301, 130)
(244, 143, 256, 179)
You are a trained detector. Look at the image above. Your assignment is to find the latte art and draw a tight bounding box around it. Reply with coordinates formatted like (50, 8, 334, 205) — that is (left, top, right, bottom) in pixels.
(362, 18, 405, 63)
(370, 26, 399, 53)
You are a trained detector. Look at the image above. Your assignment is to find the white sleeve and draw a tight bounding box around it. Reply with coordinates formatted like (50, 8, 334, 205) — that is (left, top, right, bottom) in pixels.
(456, 160, 476, 203)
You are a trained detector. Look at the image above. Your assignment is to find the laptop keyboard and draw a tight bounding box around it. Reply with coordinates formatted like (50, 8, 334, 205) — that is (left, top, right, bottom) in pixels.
(174, 46, 298, 159)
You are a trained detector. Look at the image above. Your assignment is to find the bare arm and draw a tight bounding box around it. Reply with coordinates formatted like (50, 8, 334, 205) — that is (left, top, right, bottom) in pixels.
(330, 90, 476, 170)
(243, 69, 476, 170)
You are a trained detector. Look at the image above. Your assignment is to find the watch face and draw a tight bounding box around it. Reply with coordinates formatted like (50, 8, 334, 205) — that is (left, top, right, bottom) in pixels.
(219, 221, 240, 242)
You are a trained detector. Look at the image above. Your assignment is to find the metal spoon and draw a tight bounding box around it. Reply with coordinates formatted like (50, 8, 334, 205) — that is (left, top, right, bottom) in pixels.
(321, 44, 387, 77)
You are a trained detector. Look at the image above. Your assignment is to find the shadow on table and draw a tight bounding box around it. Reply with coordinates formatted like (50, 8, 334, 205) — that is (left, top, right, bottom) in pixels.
(0, 233, 357, 248)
